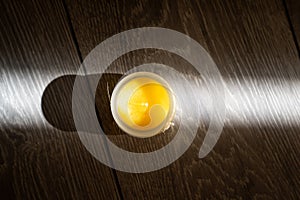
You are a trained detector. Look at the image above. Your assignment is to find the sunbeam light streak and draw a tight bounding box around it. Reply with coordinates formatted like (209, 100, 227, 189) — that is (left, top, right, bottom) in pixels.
(1, 71, 300, 128)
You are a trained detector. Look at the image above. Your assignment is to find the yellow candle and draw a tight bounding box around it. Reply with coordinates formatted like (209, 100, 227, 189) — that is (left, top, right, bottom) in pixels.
(111, 72, 175, 137)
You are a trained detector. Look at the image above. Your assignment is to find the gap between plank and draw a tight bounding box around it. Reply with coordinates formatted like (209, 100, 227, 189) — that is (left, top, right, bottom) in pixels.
(282, 0, 300, 58)
(61, 0, 125, 199)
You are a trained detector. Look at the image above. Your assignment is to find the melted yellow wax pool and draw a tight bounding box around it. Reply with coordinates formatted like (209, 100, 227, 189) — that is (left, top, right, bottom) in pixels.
(117, 78, 170, 128)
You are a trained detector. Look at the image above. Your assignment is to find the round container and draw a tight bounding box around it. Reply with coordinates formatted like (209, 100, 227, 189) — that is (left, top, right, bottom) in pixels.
(110, 72, 176, 138)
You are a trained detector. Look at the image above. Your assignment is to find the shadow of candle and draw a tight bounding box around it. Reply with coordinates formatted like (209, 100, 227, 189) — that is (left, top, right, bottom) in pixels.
(42, 73, 123, 134)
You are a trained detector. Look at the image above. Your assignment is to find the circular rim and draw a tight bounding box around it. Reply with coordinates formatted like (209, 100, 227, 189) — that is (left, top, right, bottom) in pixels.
(110, 72, 176, 138)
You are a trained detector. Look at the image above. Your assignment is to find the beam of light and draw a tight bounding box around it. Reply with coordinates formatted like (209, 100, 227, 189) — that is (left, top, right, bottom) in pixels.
(193, 76, 300, 127)
(1, 70, 300, 129)
(0, 69, 85, 129)
(225, 77, 300, 127)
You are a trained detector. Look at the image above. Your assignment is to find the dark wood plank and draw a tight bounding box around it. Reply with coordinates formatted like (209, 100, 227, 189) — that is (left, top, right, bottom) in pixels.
(0, 0, 120, 199)
(285, 0, 300, 56)
(66, 0, 300, 199)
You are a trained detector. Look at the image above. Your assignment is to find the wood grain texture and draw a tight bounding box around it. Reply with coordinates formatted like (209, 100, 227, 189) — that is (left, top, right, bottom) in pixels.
(1, 0, 299, 199)
(285, 0, 300, 57)
(0, 0, 120, 199)
(66, 0, 300, 199)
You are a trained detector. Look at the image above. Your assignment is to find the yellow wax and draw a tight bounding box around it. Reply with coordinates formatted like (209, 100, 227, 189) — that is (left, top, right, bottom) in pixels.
(117, 78, 170, 128)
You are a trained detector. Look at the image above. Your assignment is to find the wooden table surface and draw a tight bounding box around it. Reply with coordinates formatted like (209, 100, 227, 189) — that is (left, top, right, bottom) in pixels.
(1, 0, 300, 199)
